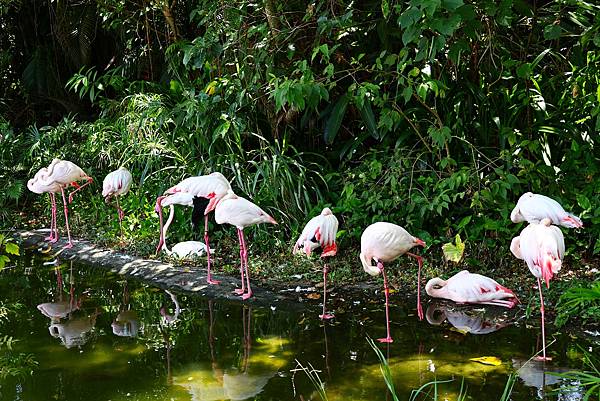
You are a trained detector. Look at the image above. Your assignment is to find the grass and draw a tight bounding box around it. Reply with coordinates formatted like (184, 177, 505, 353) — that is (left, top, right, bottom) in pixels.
(553, 349, 600, 401)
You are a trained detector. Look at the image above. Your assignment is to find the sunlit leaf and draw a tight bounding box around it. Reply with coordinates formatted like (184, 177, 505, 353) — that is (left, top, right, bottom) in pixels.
(442, 234, 465, 263)
(4, 243, 19, 256)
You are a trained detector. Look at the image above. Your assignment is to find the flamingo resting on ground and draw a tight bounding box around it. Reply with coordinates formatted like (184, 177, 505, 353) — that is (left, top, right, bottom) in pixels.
(511, 192, 583, 228)
(155, 173, 231, 284)
(29, 159, 93, 248)
(215, 190, 277, 300)
(359, 222, 426, 342)
(102, 167, 133, 238)
(510, 218, 564, 361)
(157, 197, 213, 258)
(293, 207, 339, 319)
(425, 270, 518, 308)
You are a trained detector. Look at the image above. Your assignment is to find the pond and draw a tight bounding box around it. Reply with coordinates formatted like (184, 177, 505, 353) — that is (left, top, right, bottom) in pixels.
(0, 256, 593, 401)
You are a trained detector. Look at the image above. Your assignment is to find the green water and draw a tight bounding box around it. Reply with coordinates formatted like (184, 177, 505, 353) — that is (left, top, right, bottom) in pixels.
(0, 257, 592, 401)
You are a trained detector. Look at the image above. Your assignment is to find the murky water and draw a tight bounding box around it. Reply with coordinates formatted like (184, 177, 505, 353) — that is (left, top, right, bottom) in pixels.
(0, 256, 593, 400)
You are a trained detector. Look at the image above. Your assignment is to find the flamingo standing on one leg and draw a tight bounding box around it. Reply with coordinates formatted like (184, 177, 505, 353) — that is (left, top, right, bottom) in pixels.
(510, 218, 564, 361)
(28, 167, 62, 242)
(215, 190, 277, 300)
(425, 270, 519, 308)
(293, 207, 339, 319)
(37, 159, 93, 248)
(102, 167, 133, 239)
(155, 173, 231, 285)
(511, 192, 583, 228)
(359, 222, 426, 342)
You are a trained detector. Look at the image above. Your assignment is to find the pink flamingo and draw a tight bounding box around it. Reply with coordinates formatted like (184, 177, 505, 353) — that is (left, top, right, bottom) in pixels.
(293, 207, 339, 319)
(510, 218, 564, 361)
(102, 167, 133, 238)
(28, 167, 62, 242)
(215, 190, 277, 300)
(155, 173, 231, 285)
(425, 270, 518, 308)
(511, 192, 583, 228)
(359, 222, 426, 342)
(29, 159, 93, 248)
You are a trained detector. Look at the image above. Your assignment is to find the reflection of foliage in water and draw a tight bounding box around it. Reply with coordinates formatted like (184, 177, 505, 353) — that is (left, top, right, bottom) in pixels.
(0, 300, 38, 379)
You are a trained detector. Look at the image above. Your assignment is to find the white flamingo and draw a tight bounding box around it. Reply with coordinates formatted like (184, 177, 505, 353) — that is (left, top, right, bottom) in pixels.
(102, 167, 133, 237)
(425, 270, 518, 308)
(156, 173, 231, 284)
(359, 222, 426, 342)
(510, 218, 564, 361)
(511, 192, 582, 228)
(294, 207, 339, 319)
(28, 167, 62, 242)
(215, 190, 277, 300)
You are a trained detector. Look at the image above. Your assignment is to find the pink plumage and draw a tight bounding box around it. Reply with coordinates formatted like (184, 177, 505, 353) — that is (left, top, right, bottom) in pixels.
(425, 270, 518, 308)
(511, 192, 582, 228)
(359, 222, 426, 342)
(215, 190, 277, 300)
(294, 207, 339, 319)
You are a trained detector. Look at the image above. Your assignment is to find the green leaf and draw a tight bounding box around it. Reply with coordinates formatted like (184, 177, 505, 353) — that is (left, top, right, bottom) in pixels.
(4, 243, 19, 256)
(398, 7, 421, 29)
(402, 26, 420, 45)
(382, 0, 390, 18)
(577, 194, 591, 211)
(356, 99, 380, 140)
(324, 95, 349, 144)
(443, 0, 464, 11)
(0, 255, 9, 270)
(421, 0, 441, 17)
(402, 86, 413, 103)
(442, 234, 465, 263)
(543, 24, 561, 40)
(516, 63, 532, 78)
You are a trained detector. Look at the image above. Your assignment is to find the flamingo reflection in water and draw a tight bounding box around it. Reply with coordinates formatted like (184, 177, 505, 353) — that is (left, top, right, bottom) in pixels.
(425, 301, 515, 335)
(111, 281, 140, 338)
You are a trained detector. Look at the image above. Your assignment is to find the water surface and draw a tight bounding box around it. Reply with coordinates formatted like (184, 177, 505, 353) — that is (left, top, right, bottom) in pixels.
(0, 256, 592, 400)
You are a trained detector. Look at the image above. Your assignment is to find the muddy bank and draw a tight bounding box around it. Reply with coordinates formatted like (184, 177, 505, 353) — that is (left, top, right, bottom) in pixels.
(18, 230, 381, 314)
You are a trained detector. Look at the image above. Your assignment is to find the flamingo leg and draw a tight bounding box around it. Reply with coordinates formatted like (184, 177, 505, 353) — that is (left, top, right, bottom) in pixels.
(536, 277, 551, 361)
(116, 196, 125, 240)
(205, 214, 220, 285)
(46, 193, 58, 242)
(378, 262, 393, 343)
(407, 252, 424, 320)
(319, 263, 334, 320)
(67, 177, 93, 204)
(234, 229, 246, 295)
(60, 187, 73, 249)
(240, 230, 253, 300)
(52, 193, 58, 241)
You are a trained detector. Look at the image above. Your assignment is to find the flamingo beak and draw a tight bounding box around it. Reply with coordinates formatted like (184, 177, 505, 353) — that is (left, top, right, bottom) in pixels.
(415, 238, 426, 247)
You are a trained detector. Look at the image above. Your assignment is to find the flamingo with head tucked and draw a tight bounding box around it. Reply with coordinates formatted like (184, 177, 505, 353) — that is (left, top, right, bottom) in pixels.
(359, 222, 426, 342)
(28, 167, 62, 243)
(102, 167, 133, 238)
(155, 173, 231, 285)
(511, 192, 583, 228)
(294, 207, 339, 319)
(510, 218, 564, 361)
(425, 270, 518, 308)
(215, 190, 277, 300)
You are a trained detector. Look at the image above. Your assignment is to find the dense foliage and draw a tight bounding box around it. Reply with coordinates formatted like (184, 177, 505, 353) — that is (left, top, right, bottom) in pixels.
(1, 0, 599, 262)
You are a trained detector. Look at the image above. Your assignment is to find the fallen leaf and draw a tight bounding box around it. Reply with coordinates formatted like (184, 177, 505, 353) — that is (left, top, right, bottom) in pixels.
(306, 293, 321, 300)
(469, 356, 502, 366)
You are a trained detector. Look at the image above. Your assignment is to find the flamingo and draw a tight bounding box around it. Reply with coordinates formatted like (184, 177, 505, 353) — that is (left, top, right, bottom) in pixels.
(293, 207, 339, 319)
(510, 218, 564, 361)
(36, 159, 93, 248)
(155, 173, 231, 285)
(359, 222, 426, 342)
(28, 167, 62, 243)
(102, 167, 133, 238)
(511, 192, 583, 228)
(157, 197, 213, 259)
(215, 190, 277, 300)
(425, 270, 518, 308)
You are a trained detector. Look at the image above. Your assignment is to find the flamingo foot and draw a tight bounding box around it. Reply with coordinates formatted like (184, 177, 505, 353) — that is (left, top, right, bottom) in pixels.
(207, 278, 221, 285)
(534, 356, 552, 362)
(319, 313, 335, 320)
(234, 288, 245, 295)
(50, 238, 59, 244)
(377, 337, 394, 343)
(63, 242, 73, 249)
(241, 291, 253, 300)
(44, 235, 54, 241)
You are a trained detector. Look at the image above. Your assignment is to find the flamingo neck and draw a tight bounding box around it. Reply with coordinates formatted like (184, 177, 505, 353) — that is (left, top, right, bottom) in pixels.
(425, 277, 448, 298)
(161, 205, 175, 254)
(425, 305, 446, 325)
(359, 253, 380, 276)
